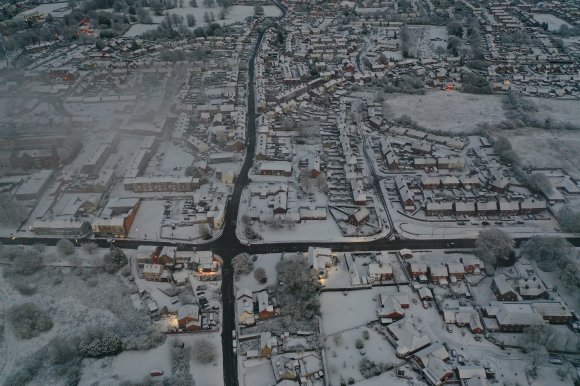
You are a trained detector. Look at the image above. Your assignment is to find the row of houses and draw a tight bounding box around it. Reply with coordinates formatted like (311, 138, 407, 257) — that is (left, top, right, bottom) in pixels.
(425, 198, 547, 216)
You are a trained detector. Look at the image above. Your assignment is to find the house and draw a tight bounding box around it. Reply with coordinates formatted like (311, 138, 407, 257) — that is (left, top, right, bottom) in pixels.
(257, 291, 275, 320)
(456, 367, 487, 382)
(309, 155, 321, 177)
(236, 288, 255, 327)
(348, 207, 370, 225)
(351, 179, 367, 205)
(428, 265, 449, 285)
(273, 192, 288, 214)
(460, 256, 484, 274)
(135, 245, 160, 267)
(490, 302, 544, 332)
(440, 175, 460, 188)
(159, 246, 177, 266)
(455, 202, 476, 216)
(308, 247, 334, 280)
(143, 264, 164, 281)
(491, 275, 518, 301)
(260, 332, 277, 358)
(408, 263, 428, 282)
(378, 295, 405, 321)
(177, 304, 201, 331)
(519, 199, 546, 214)
(399, 249, 413, 259)
(498, 200, 519, 215)
(426, 202, 453, 216)
(418, 287, 433, 301)
(421, 176, 440, 189)
(476, 201, 497, 215)
(446, 263, 465, 280)
(455, 310, 484, 333)
(516, 276, 549, 300)
(259, 161, 292, 177)
(387, 319, 432, 357)
(414, 343, 452, 386)
(368, 263, 393, 282)
(532, 302, 573, 324)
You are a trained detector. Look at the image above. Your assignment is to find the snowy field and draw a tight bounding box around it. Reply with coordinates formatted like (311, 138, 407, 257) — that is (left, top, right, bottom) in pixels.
(236, 253, 282, 292)
(382, 91, 507, 133)
(532, 13, 571, 31)
(509, 127, 580, 179)
(124, 5, 281, 37)
(18, 2, 70, 18)
(408, 25, 448, 58)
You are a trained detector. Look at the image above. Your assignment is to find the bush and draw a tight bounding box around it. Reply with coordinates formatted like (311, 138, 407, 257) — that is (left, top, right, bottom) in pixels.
(194, 338, 216, 364)
(254, 267, 268, 284)
(14, 282, 37, 296)
(11, 250, 43, 276)
(7, 303, 53, 339)
(232, 253, 254, 277)
(362, 330, 370, 340)
(79, 330, 123, 358)
(57, 239, 75, 255)
(355, 339, 364, 349)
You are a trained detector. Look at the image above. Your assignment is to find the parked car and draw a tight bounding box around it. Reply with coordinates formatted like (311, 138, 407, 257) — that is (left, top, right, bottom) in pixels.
(446, 325, 453, 333)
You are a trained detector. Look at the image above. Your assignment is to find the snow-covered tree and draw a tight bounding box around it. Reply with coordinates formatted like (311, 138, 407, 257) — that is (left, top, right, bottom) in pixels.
(7, 303, 53, 339)
(57, 239, 75, 255)
(194, 338, 216, 364)
(0, 193, 26, 226)
(232, 253, 254, 278)
(254, 267, 267, 284)
(475, 228, 514, 268)
(520, 235, 575, 272)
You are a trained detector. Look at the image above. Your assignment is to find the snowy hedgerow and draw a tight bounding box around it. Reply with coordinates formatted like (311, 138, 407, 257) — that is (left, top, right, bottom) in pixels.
(194, 338, 216, 364)
(7, 303, 53, 339)
(254, 267, 268, 284)
(80, 331, 123, 358)
(57, 239, 75, 255)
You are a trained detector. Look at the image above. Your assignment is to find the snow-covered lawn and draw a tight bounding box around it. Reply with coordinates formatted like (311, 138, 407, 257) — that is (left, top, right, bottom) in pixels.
(382, 91, 507, 133)
(236, 253, 281, 292)
(18, 2, 70, 18)
(125, 5, 281, 36)
(509, 127, 580, 179)
(532, 13, 571, 31)
(324, 326, 399, 386)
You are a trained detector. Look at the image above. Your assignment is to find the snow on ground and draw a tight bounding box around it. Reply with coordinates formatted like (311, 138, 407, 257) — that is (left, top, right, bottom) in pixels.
(241, 357, 276, 386)
(320, 290, 380, 335)
(408, 25, 448, 58)
(509, 127, 580, 179)
(81, 332, 223, 385)
(128, 200, 165, 241)
(324, 326, 400, 386)
(531, 13, 571, 31)
(18, 2, 70, 17)
(236, 253, 281, 292)
(125, 5, 281, 36)
(382, 91, 507, 133)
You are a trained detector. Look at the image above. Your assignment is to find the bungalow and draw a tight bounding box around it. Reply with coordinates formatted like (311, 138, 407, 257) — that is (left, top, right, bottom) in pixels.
(428, 265, 449, 285)
(491, 275, 518, 301)
(348, 207, 370, 226)
(455, 310, 484, 333)
(516, 276, 549, 300)
(257, 291, 275, 320)
(308, 246, 334, 280)
(532, 302, 573, 324)
(387, 319, 432, 357)
(492, 302, 544, 332)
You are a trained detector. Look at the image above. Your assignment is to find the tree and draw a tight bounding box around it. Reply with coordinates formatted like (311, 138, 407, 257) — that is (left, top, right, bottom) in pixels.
(7, 303, 53, 339)
(521, 236, 576, 272)
(199, 224, 211, 239)
(203, 11, 210, 23)
(11, 250, 43, 276)
(447, 35, 462, 56)
(254, 4, 264, 16)
(96, 38, 106, 50)
(558, 24, 570, 37)
(189, 0, 197, 6)
(82, 242, 98, 255)
(0, 193, 27, 226)
(232, 253, 254, 278)
(186, 13, 196, 27)
(79, 330, 122, 358)
(475, 228, 515, 268)
(254, 267, 267, 284)
(526, 172, 552, 195)
(447, 19, 464, 37)
(202, 0, 215, 7)
(194, 338, 216, 364)
(559, 205, 580, 233)
(400, 25, 410, 58)
(57, 239, 75, 255)
(275, 255, 320, 320)
(103, 245, 128, 273)
(461, 72, 492, 94)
